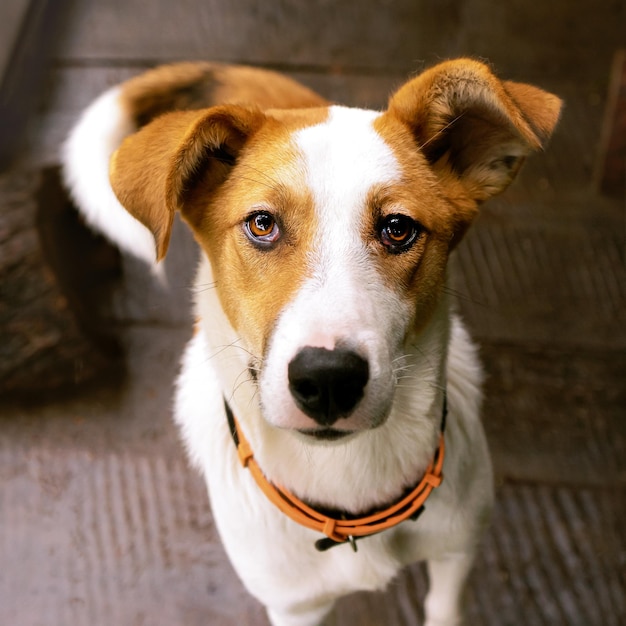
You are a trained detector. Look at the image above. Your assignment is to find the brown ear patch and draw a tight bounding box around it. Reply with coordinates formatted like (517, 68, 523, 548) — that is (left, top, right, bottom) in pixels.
(387, 58, 563, 204)
(109, 105, 266, 260)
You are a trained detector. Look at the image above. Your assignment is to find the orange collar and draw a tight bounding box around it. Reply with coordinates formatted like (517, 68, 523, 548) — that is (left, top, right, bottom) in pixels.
(225, 400, 446, 552)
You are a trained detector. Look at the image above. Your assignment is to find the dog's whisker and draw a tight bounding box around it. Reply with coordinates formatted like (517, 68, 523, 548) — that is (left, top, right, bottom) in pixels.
(392, 359, 413, 366)
(224, 174, 276, 191)
(194, 287, 217, 294)
(407, 343, 439, 373)
(237, 161, 282, 187)
(241, 393, 260, 420)
(206, 338, 261, 364)
(392, 353, 414, 363)
(204, 154, 280, 191)
(441, 285, 488, 308)
(426, 380, 447, 392)
(231, 366, 252, 390)
(394, 372, 416, 381)
(192, 282, 218, 293)
(221, 165, 283, 192)
(416, 112, 466, 152)
(229, 374, 256, 405)
(206, 341, 245, 361)
(396, 374, 420, 380)
(392, 360, 417, 372)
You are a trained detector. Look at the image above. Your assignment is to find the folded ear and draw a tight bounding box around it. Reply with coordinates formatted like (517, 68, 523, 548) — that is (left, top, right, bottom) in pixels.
(110, 105, 266, 260)
(387, 58, 563, 203)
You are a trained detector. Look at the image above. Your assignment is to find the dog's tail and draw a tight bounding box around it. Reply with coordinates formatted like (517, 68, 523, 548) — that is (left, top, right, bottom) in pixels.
(62, 83, 158, 264)
(61, 62, 326, 265)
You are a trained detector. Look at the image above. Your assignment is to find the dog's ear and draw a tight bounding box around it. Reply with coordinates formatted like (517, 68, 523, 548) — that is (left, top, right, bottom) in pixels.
(388, 59, 562, 205)
(110, 105, 266, 260)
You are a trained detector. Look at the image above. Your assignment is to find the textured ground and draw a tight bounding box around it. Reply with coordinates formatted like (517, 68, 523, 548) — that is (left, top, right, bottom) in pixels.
(1, 1, 625, 624)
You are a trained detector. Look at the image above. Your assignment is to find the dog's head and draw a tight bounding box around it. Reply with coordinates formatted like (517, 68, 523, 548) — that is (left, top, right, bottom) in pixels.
(111, 59, 561, 442)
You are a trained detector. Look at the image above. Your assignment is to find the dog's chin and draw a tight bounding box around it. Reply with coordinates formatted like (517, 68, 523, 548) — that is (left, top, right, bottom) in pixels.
(292, 409, 391, 445)
(260, 396, 393, 445)
(294, 428, 358, 445)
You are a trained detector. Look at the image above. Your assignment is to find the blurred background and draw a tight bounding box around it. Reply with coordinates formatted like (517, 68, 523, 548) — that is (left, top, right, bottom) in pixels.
(0, 1, 624, 625)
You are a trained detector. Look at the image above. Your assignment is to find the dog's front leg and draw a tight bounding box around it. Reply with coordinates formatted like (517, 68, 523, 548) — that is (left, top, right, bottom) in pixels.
(266, 601, 335, 626)
(423, 551, 475, 626)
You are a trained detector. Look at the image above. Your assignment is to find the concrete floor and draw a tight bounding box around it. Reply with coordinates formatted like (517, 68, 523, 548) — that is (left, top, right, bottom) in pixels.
(1, 1, 625, 624)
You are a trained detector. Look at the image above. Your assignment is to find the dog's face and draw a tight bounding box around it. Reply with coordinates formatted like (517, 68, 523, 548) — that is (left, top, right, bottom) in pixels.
(110, 59, 561, 439)
(195, 106, 457, 437)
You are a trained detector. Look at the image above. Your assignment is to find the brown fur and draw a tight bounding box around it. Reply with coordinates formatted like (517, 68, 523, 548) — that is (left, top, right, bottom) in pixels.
(121, 62, 327, 128)
(110, 105, 268, 259)
(387, 59, 562, 209)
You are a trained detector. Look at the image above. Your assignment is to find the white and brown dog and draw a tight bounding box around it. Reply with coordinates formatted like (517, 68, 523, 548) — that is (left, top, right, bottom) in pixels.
(63, 59, 561, 626)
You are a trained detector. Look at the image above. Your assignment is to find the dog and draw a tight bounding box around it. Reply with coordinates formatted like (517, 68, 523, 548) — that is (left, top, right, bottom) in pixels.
(62, 59, 561, 626)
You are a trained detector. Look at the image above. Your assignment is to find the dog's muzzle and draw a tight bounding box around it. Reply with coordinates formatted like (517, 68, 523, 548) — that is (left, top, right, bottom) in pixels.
(287, 347, 369, 426)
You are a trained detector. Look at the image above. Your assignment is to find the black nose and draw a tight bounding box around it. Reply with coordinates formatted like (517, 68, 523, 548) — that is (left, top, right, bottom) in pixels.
(288, 347, 369, 426)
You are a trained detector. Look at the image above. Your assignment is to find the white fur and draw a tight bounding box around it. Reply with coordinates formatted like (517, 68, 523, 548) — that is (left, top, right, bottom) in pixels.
(61, 86, 158, 265)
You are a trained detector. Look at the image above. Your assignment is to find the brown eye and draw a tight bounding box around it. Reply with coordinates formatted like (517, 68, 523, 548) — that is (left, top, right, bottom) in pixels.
(379, 214, 421, 253)
(245, 211, 280, 247)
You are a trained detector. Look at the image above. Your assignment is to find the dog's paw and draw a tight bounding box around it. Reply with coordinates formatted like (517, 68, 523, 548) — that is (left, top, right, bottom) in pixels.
(266, 603, 334, 626)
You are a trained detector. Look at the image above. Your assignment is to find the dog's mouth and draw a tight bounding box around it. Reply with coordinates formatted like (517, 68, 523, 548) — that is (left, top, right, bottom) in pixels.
(296, 428, 354, 442)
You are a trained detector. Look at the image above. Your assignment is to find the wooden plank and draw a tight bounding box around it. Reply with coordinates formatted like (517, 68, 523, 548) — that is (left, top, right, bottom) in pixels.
(0, 0, 71, 169)
(596, 50, 626, 198)
(0, 0, 31, 81)
(56, 0, 626, 82)
(56, 0, 462, 70)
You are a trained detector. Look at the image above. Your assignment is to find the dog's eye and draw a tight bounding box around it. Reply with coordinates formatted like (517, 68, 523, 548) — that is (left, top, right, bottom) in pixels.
(379, 214, 421, 253)
(245, 211, 281, 246)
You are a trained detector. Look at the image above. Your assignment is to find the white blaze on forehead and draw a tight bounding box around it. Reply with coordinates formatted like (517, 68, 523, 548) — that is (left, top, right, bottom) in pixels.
(293, 105, 401, 292)
(295, 106, 401, 226)
(287, 105, 405, 344)
(292, 105, 402, 302)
